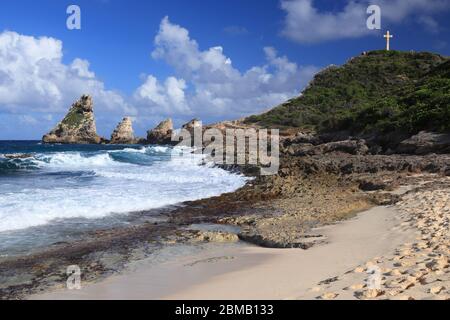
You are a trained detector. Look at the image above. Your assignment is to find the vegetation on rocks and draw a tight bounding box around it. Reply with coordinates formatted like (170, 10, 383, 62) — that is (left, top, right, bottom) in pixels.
(42, 95, 102, 144)
(63, 106, 85, 129)
(245, 51, 450, 135)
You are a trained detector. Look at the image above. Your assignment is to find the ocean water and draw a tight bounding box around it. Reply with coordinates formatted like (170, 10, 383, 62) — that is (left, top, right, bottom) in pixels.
(0, 141, 248, 256)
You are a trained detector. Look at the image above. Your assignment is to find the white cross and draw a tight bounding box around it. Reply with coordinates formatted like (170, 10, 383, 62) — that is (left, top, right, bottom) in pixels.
(384, 30, 393, 51)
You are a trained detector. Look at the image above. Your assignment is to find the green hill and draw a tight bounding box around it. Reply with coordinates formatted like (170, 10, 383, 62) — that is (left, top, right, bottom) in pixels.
(245, 50, 450, 135)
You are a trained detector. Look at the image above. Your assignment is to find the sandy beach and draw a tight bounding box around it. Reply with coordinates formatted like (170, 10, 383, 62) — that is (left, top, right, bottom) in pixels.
(31, 177, 449, 300)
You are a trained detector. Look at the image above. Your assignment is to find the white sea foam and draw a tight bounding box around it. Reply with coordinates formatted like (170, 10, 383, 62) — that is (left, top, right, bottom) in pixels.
(36, 152, 121, 168)
(0, 146, 248, 232)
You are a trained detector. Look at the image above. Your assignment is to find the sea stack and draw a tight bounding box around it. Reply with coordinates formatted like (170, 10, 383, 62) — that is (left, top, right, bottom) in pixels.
(147, 118, 174, 144)
(182, 118, 201, 130)
(110, 117, 136, 144)
(42, 95, 102, 144)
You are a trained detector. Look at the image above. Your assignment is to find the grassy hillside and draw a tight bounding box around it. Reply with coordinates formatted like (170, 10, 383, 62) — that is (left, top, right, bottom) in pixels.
(245, 50, 450, 134)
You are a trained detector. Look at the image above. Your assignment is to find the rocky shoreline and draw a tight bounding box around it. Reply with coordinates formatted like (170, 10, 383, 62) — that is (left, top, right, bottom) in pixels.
(1, 134, 449, 299)
(5, 49, 447, 300)
(3, 91, 450, 299)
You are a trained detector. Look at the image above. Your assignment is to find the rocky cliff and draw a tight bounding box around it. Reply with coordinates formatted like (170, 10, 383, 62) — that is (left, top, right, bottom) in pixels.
(246, 50, 450, 136)
(42, 95, 102, 144)
(147, 118, 174, 144)
(110, 117, 137, 144)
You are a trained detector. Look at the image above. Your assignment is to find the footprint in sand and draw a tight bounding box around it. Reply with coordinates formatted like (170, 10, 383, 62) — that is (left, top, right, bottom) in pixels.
(320, 292, 338, 300)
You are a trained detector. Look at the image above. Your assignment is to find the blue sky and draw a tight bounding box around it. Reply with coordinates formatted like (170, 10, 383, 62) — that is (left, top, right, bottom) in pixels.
(0, 0, 449, 139)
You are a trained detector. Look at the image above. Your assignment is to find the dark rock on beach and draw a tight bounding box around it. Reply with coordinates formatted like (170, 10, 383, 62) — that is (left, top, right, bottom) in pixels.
(284, 139, 369, 156)
(396, 131, 450, 155)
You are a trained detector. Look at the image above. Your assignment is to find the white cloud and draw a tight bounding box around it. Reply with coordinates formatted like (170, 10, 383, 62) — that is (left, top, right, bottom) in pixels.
(133, 75, 190, 115)
(281, 0, 450, 44)
(0, 31, 135, 117)
(0, 21, 318, 138)
(134, 17, 318, 121)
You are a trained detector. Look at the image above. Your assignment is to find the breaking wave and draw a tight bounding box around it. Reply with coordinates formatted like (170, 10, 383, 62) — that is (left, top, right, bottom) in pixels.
(0, 144, 248, 232)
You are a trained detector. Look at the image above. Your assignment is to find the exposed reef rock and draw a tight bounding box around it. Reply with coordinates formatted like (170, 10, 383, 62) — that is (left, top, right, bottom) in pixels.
(397, 131, 450, 155)
(110, 117, 137, 144)
(146, 118, 174, 145)
(284, 139, 369, 157)
(42, 95, 102, 144)
(192, 231, 239, 243)
(288, 132, 321, 145)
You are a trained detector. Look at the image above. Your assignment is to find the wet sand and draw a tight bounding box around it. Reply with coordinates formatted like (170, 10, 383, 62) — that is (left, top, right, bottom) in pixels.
(31, 204, 415, 300)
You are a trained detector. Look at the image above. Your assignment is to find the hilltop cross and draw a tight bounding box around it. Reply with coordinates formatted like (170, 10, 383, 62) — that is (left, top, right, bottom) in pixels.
(384, 30, 393, 51)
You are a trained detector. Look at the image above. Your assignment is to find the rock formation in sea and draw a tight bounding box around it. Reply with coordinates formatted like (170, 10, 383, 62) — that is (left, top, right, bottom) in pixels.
(42, 95, 102, 144)
(110, 117, 137, 144)
(146, 118, 174, 144)
(182, 118, 202, 130)
(146, 118, 207, 146)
